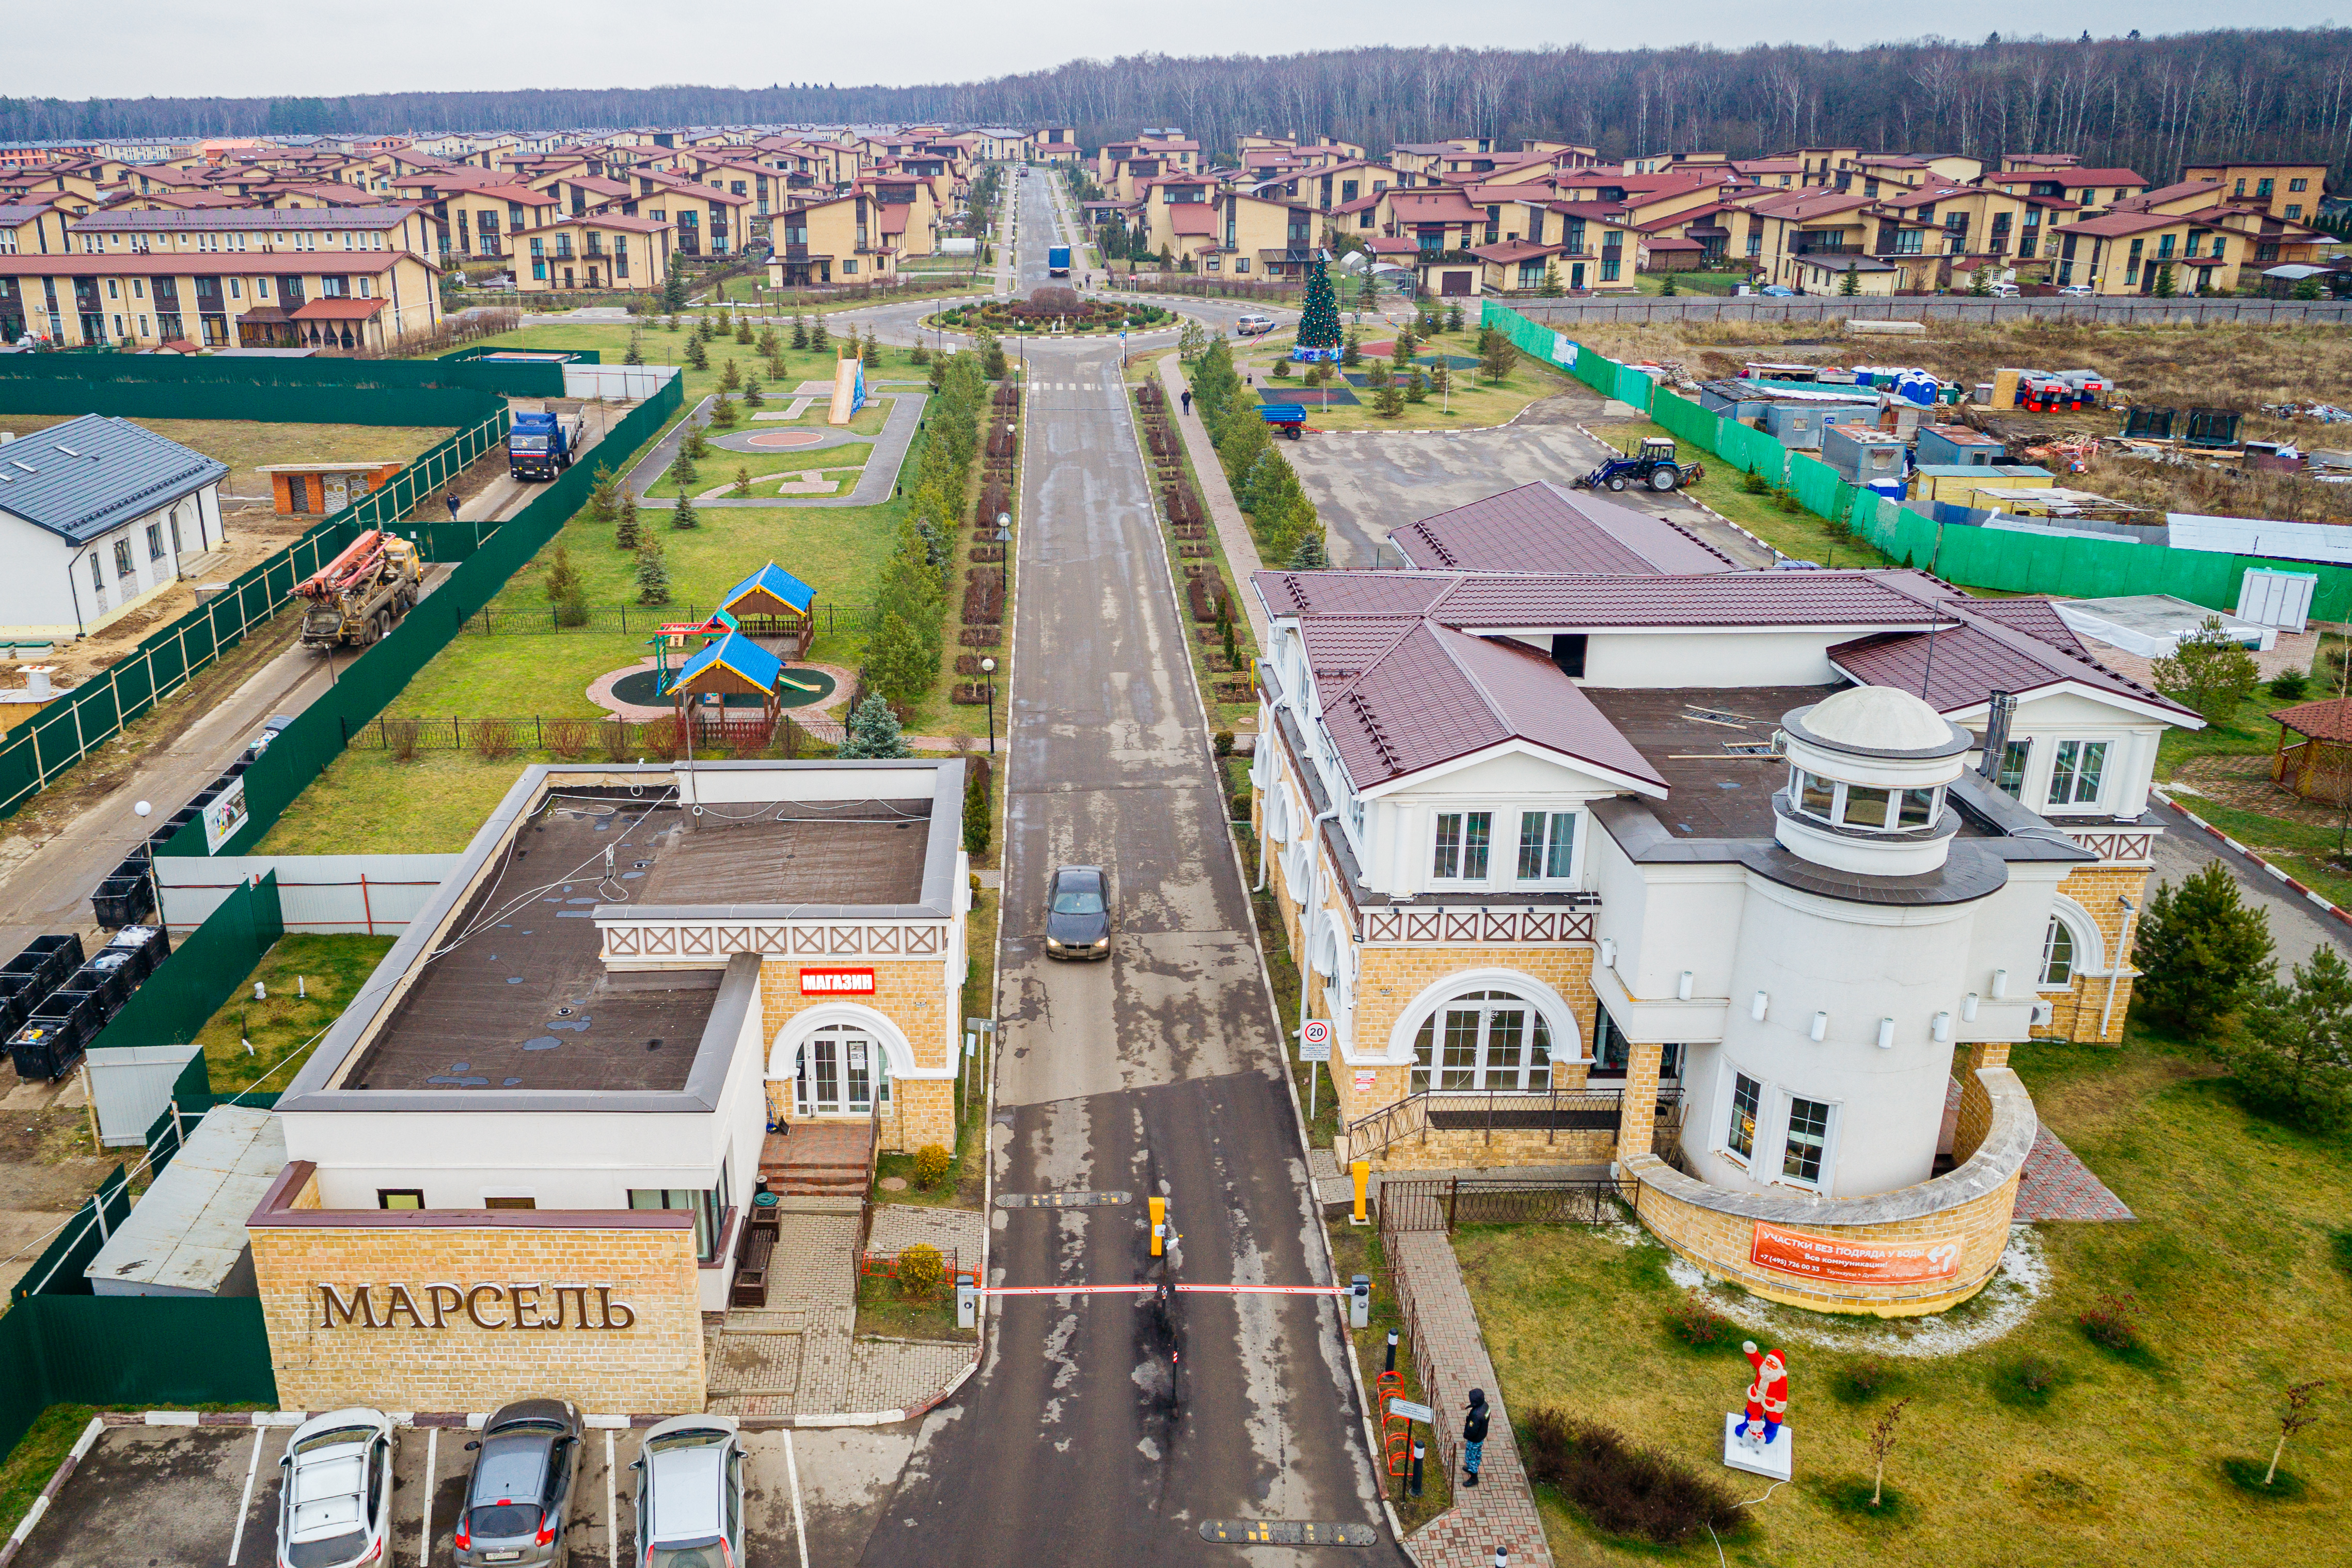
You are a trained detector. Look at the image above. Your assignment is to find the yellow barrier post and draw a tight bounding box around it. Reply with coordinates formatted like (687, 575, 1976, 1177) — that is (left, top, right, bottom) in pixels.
(1350, 1160, 1371, 1227)
(1149, 1195, 1167, 1257)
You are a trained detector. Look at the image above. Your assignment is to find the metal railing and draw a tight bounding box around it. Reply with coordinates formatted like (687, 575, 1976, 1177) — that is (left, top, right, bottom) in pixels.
(1379, 1175, 1637, 1234)
(1345, 1083, 1684, 1161)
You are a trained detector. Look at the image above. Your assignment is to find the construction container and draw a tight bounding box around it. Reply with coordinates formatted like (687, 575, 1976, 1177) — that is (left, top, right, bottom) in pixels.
(2235, 568, 2319, 634)
(1914, 465, 2057, 508)
(1762, 400, 1877, 450)
(1820, 425, 1909, 484)
(1916, 425, 2007, 468)
(2, 933, 85, 995)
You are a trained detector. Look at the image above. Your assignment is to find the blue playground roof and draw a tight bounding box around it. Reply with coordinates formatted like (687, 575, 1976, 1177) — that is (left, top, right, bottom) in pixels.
(718, 561, 817, 617)
(671, 629, 783, 695)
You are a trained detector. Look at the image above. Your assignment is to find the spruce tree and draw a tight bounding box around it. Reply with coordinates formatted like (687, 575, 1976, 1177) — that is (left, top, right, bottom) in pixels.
(1343, 326, 1362, 367)
(633, 535, 672, 604)
(809, 313, 831, 352)
(624, 329, 645, 366)
(672, 492, 701, 531)
(1445, 302, 1464, 333)
(863, 327, 882, 366)
(735, 316, 753, 344)
(1287, 531, 1331, 570)
(615, 491, 642, 551)
(544, 541, 581, 613)
(838, 694, 912, 759)
(757, 325, 781, 357)
(685, 336, 709, 371)
(585, 463, 618, 527)
(1297, 251, 1343, 357)
(2233, 944, 2352, 1130)
(669, 451, 699, 494)
(718, 356, 741, 392)
(791, 313, 809, 350)
(1375, 381, 1406, 418)
(962, 759, 992, 856)
(743, 373, 764, 408)
(1840, 262, 1861, 296)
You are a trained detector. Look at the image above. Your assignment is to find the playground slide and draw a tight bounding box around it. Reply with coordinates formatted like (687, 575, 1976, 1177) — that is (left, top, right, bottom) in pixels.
(828, 356, 865, 425)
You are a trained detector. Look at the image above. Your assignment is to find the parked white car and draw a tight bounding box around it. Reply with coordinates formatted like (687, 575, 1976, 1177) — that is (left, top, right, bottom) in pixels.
(2057, 283, 2096, 297)
(277, 1408, 394, 1568)
(1986, 282, 2022, 297)
(632, 1416, 746, 1568)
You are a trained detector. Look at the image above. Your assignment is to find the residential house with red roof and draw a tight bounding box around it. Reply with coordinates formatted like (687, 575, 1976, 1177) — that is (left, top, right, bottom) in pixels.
(2050, 209, 2247, 294)
(1245, 486, 2197, 1314)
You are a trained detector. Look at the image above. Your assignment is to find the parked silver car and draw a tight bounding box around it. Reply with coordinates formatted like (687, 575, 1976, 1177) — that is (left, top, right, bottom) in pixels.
(632, 1415, 746, 1568)
(456, 1399, 583, 1567)
(276, 1408, 394, 1568)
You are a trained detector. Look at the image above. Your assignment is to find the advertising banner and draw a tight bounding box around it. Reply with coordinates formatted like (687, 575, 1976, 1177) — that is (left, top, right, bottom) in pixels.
(1748, 1221, 1962, 1286)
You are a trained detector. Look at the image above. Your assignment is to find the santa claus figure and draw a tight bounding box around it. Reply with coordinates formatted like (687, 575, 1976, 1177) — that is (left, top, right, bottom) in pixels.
(1740, 1340, 1788, 1447)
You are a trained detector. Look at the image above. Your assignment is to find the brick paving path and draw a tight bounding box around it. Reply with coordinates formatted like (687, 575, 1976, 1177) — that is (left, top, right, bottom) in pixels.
(705, 1203, 980, 1417)
(1388, 1230, 1555, 1568)
(1155, 354, 1270, 650)
(1941, 1079, 2134, 1222)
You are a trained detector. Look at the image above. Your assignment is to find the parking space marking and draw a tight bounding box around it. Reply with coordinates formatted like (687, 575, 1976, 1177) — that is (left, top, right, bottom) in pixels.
(419, 1426, 435, 1568)
(225, 1427, 266, 1566)
(783, 1430, 810, 1568)
(604, 1430, 617, 1568)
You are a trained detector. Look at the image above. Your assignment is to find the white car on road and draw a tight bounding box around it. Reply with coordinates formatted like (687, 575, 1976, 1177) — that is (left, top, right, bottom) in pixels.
(277, 1408, 394, 1568)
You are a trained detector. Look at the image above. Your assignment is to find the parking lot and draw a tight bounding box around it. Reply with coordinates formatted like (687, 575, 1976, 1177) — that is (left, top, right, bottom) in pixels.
(12, 1418, 914, 1568)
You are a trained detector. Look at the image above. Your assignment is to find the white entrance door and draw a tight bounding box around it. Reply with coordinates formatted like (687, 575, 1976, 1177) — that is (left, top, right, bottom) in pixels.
(794, 1024, 885, 1115)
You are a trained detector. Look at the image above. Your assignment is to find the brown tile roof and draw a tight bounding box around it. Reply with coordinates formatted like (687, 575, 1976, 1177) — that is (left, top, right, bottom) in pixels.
(1826, 590, 2197, 721)
(1319, 620, 1666, 791)
(1386, 189, 1481, 222)
(1255, 567, 1966, 628)
(1390, 482, 1737, 576)
(2271, 696, 2352, 742)
(1166, 204, 1217, 236)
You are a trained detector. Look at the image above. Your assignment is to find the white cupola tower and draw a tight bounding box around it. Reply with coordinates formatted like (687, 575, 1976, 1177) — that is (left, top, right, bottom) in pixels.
(1774, 686, 1974, 877)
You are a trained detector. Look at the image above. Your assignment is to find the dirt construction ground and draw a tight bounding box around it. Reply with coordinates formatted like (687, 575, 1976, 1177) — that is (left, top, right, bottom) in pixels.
(12, 1418, 914, 1568)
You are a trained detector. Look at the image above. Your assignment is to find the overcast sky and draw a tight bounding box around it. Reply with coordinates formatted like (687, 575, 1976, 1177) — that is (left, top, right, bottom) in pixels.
(9, 6, 2342, 101)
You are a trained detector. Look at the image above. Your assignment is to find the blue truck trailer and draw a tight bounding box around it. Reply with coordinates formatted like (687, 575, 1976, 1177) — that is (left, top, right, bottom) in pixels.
(1048, 244, 1071, 277)
(508, 404, 582, 481)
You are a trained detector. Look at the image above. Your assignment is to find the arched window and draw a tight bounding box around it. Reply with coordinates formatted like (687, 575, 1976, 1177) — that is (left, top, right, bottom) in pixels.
(1409, 990, 1553, 1094)
(2040, 917, 2075, 987)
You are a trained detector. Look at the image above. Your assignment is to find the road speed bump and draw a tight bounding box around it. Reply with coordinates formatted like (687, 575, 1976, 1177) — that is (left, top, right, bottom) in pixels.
(995, 1190, 1131, 1209)
(1198, 1521, 1377, 1547)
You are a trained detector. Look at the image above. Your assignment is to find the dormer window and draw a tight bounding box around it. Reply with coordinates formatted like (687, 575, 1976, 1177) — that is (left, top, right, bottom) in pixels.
(1432, 812, 1491, 880)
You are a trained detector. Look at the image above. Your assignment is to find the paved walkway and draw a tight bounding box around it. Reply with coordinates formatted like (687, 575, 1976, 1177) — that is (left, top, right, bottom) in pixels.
(1154, 353, 1271, 650)
(1939, 1078, 2135, 1221)
(1388, 1229, 1555, 1568)
(624, 391, 927, 510)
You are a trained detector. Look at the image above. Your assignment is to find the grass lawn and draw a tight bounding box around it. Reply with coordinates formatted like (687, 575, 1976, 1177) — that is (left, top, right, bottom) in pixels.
(642, 444, 873, 499)
(1633, 271, 1750, 297)
(702, 274, 987, 311)
(1455, 1028, 2352, 1566)
(430, 320, 916, 417)
(0, 414, 449, 496)
(852, 1269, 975, 1343)
(255, 752, 527, 854)
(1235, 329, 1571, 435)
(1144, 354, 1258, 734)
(188, 933, 397, 1095)
(1590, 417, 1898, 570)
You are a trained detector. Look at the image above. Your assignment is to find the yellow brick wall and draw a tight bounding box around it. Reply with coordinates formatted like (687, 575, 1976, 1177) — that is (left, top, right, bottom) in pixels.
(2039, 864, 2153, 1044)
(1951, 1041, 2011, 1162)
(1630, 1162, 2022, 1318)
(1340, 943, 1601, 1128)
(758, 959, 949, 1153)
(250, 1220, 705, 1413)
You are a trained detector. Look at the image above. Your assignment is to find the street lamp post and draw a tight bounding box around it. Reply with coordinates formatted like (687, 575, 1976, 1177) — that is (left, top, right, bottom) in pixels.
(981, 656, 997, 754)
(995, 512, 1012, 592)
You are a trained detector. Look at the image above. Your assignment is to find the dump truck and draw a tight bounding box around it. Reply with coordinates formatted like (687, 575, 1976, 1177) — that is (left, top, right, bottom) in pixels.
(508, 403, 583, 481)
(296, 530, 422, 650)
(1048, 244, 1071, 278)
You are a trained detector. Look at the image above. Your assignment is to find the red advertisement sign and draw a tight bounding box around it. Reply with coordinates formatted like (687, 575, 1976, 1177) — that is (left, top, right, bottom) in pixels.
(1748, 1222, 1962, 1286)
(799, 968, 876, 996)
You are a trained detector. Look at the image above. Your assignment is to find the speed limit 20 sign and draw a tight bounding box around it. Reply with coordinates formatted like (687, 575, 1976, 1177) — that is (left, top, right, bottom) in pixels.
(1299, 1019, 1333, 1062)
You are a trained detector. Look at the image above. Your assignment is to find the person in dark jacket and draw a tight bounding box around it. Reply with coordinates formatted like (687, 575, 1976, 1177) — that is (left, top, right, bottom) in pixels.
(1461, 1388, 1490, 1486)
(1181, 388, 1193, 415)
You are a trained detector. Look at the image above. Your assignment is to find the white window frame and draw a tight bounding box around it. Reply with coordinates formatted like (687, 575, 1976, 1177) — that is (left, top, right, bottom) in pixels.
(1774, 1089, 1838, 1191)
(1429, 808, 1495, 884)
(2044, 737, 2113, 811)
(1719, 1064, 1763, 1169)
(1788, 769, 1943, 832)
(1512, 807, 1583, 885)
(1406, 986, 1560, 1095)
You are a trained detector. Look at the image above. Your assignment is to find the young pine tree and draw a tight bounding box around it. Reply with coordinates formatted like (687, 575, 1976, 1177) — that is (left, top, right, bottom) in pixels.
(615, 491, 642, 551)
(962, 758, 993, 857)
(1286, 531, 1331, 571)
(838, 693, 912, 759)
(809, 313, 831, 353)
(585, 463, 619, 528)
(2232, 944, 2352, 1131)
(684, 335, 709, 371)
(672, 492, 701, 531)
(718, 357, 742, 392)
(742, 373, 764, 408)
(624, 330, 645, 366)
(735, 316, 754, 345)
(863, 327, 882, 366)
(790, 313, 809, 350)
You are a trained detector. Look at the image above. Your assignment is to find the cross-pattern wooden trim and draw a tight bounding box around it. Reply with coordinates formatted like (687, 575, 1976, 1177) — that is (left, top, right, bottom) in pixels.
(601, 922, 950, 960)
(2062, 830, 2156, 864)
(1359, 907, 1597, 945)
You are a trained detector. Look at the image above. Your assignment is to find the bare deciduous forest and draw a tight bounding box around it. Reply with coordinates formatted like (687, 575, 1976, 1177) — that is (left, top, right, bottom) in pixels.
(7, 30, 2352, 185)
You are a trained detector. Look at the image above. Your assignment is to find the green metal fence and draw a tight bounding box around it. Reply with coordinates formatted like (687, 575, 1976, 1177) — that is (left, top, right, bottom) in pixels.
(0, 1298, 278, 1460)
(94, 873, 285, 1066)
(1482, 299, 2352, 620)
(8, 1167, 130, 1304)
(155, 374, 688, 859)
(0, 384, 507, 820)
(0, 349, 565, 400)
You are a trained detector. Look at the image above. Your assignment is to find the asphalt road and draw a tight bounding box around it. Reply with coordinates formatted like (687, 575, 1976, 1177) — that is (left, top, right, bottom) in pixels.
(859, 168, 1395, 1568)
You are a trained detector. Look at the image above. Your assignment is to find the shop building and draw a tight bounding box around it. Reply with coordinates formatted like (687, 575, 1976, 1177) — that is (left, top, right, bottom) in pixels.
(249, 759, 969, 1413)
(1250, 503, 2196, 1315)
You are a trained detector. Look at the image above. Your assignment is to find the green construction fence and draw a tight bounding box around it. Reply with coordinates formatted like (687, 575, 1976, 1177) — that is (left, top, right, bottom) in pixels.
(154, 372, 688, 859)
(1481, 299, 2352, 621)
(0, 347, 567, 400)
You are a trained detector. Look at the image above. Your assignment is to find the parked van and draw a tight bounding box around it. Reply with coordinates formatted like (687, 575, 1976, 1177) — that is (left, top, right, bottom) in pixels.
(1235, 313, 1275, 336)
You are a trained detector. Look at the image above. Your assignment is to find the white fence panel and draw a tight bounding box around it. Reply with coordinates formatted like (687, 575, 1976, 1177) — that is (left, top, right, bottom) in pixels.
(154, 853, 461, 936)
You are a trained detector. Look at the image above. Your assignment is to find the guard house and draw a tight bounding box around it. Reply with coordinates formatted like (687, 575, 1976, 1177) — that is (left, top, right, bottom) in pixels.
(716, 562, 817, 659)
(246, 759, 970, 1415)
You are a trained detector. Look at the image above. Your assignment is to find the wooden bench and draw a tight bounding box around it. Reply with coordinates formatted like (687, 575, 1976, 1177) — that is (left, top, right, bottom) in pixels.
(731, 1224, 776, 1308)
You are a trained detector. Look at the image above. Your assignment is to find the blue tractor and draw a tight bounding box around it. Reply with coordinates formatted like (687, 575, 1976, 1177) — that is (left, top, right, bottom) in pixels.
(1573, 435, 1706, 494)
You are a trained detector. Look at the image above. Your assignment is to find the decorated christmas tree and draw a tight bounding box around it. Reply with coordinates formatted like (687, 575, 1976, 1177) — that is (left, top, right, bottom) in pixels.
(1297, 251, 1343, 358)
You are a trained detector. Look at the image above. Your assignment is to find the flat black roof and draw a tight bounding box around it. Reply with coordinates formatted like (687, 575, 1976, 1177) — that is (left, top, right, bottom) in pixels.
(345, 801, 717, 1094)
(635, 802, 931, 906)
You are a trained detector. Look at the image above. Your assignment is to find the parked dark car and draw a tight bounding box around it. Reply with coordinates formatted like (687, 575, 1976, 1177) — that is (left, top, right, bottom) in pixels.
(1044, 865, 1111, 960)
(455, 1400, 582, 1568)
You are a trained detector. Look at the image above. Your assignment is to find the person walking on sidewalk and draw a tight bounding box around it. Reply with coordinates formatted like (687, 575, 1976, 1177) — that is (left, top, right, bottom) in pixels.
(1461, 1389, 1490, 1487)
(443, 490, 461, 522)
(1181, 387, 1193, 416)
